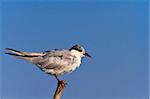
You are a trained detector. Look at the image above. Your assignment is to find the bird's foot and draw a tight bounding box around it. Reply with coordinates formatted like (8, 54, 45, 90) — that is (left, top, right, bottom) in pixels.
(58, 80, 67, 88)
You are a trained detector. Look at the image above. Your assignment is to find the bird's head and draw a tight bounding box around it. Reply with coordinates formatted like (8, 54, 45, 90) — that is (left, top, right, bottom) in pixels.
(69, 44, 92, 58)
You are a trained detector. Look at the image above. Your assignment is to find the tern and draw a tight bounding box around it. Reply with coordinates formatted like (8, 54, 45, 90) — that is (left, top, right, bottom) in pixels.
(5, 44, 91, 82)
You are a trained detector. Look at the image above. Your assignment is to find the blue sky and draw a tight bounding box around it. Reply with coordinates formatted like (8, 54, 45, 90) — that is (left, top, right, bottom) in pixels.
(1, 0, 148, 99)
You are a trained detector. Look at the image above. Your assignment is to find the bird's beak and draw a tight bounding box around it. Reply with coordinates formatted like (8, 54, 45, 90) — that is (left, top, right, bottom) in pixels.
(84, 52, 92, 58)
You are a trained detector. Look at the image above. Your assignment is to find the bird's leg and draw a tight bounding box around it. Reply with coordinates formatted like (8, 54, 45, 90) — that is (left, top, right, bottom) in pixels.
(54, 74, 60, 82)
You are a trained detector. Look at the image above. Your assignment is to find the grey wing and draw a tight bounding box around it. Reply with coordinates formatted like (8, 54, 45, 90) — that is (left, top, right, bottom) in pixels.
(32, 50, 75, 69)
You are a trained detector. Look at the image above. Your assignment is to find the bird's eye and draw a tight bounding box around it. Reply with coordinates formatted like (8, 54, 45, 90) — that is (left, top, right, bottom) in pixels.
(77, 47, 83, 52)
(78, 49, 82, 52)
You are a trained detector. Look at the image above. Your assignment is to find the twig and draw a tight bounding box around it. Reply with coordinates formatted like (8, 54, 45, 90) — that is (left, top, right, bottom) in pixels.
(53, 80, 67, 99)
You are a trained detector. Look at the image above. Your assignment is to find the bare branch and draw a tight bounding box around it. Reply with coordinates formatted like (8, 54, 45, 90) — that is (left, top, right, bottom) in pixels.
(53, 80, 67, 99)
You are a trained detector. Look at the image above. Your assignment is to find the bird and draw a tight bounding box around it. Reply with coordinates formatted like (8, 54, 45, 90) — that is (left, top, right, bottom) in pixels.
(5, 44, 91, 82)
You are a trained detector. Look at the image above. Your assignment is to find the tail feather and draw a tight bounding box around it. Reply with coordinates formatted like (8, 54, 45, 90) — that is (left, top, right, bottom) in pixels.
(5, 48, 24, 56)
(5, 52, 23, 57)
(5, 48, 44, 61)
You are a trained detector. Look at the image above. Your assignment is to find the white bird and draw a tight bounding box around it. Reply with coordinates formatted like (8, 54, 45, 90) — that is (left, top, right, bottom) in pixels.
(5, 44, 91, 81)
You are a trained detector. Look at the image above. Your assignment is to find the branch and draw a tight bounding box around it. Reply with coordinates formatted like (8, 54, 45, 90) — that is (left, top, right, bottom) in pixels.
(53, 80, 67, 99)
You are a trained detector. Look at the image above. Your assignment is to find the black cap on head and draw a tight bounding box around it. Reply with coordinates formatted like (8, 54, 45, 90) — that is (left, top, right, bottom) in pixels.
(69, 44, 83, 52)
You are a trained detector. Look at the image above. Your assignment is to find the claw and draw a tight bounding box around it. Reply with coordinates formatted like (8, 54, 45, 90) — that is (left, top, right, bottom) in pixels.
(58, 80, 67, 88)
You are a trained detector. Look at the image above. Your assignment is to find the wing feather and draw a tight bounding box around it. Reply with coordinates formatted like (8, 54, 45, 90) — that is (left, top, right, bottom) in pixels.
(31, 50, 75, 69)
